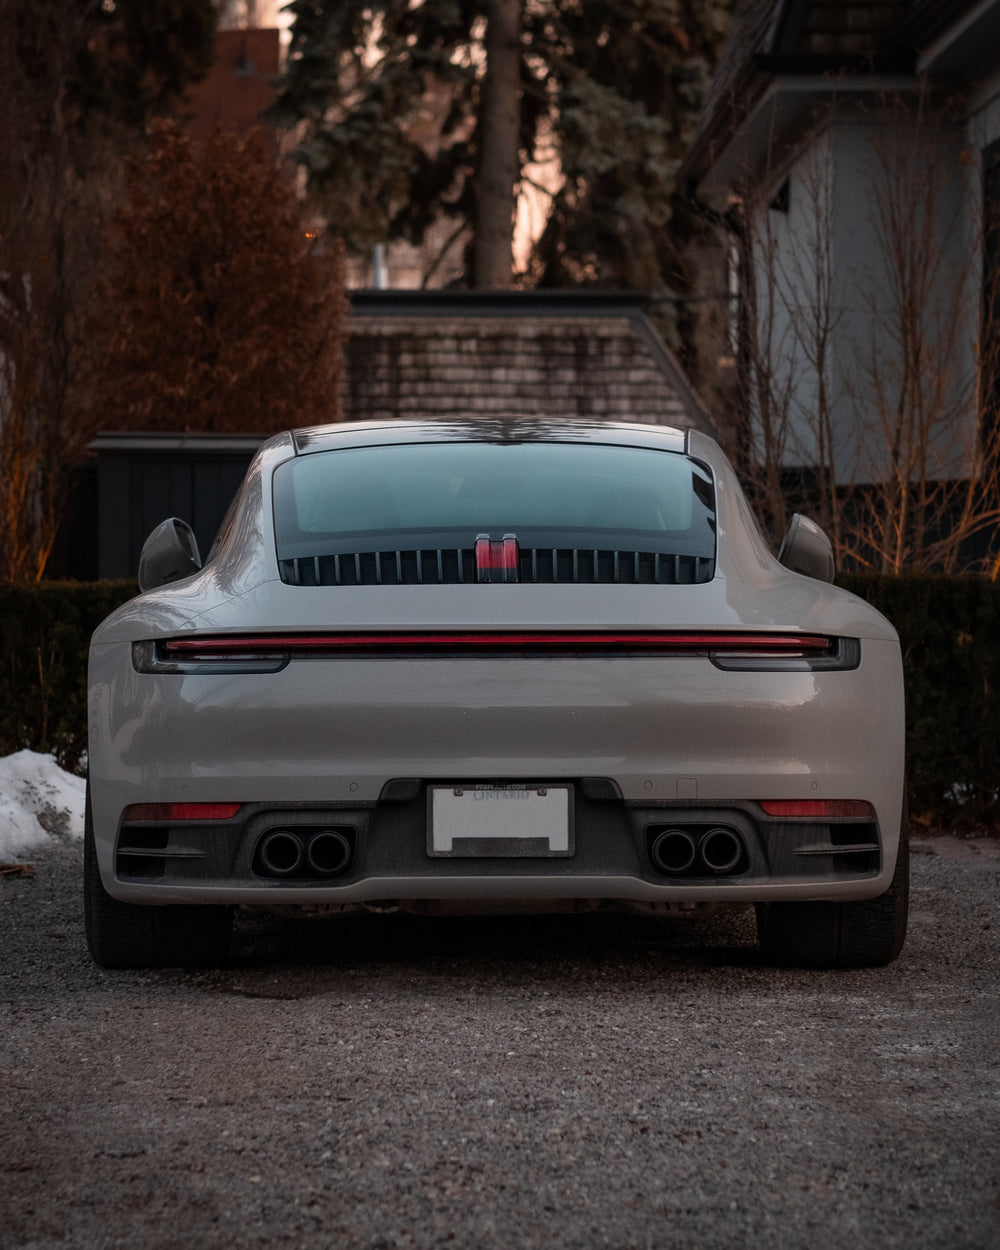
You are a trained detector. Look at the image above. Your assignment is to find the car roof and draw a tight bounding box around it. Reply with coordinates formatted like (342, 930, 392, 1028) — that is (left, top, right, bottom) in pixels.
(290, 417, 692, 457)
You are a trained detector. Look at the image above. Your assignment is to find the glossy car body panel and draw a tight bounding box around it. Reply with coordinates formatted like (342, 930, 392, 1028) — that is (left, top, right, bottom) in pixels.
(88, 420, 905, 910)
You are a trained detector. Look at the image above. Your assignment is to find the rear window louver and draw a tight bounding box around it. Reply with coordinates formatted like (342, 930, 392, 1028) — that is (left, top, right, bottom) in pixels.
(279, 547, 713, 587)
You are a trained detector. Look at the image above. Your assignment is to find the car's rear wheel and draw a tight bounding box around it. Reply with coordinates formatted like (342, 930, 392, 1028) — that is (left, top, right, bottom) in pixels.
(84, 785, 232, 969)
(755, 810, 909, 969)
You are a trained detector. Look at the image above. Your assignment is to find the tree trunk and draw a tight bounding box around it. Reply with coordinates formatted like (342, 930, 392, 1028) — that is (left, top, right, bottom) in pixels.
(474, 0, 521, 289)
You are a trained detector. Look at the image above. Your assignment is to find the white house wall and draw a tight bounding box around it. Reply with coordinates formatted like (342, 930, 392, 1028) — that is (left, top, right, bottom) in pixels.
(837, 117, 978, 486)
(752, 110, 981, 487)
(968, 61, 1000, 146)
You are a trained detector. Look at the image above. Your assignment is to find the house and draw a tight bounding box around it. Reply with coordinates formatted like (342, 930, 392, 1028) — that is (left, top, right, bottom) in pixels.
(182, 25, 281, 139)
(73, 291, 711, 580)
(680, 0, 1000, 568)
(343, 291, 711, 430)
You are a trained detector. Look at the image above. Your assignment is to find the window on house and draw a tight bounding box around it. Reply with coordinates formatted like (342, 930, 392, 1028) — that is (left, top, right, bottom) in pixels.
(725, 236, 740, 361)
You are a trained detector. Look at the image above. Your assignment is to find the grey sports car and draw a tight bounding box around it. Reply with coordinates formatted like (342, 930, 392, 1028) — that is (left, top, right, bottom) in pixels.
(85, 418, 907, 969)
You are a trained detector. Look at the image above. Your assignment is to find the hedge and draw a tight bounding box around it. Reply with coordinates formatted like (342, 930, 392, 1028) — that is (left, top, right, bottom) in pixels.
(0, 581, 137, 774)
(839, 574, 1000, 830)
(0, 576, 997, 829)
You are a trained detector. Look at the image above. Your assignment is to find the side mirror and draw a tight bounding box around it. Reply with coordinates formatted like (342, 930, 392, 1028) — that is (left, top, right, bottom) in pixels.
(138, 518, 202, 591)
(778, 513, 835, 583)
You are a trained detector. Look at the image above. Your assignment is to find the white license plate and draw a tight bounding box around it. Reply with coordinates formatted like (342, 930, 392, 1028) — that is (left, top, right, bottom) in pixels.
(429, 785, 573, 857)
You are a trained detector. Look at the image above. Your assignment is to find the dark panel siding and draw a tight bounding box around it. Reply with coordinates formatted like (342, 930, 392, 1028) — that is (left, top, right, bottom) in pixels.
(95, 446, 259, 580)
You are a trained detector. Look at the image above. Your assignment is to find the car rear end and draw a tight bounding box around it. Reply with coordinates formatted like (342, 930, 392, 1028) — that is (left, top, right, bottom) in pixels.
(88, 423, 905, 921)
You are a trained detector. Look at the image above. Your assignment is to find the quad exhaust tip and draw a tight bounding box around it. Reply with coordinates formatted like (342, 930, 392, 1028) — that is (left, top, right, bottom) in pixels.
(649, 826, 746, 877)
(257, 828, 354, 879)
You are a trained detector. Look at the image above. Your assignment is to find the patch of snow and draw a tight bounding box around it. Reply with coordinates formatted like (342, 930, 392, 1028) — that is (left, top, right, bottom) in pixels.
(0, 751, 86, 861)
(943, 781, 1000, 807)
(944, 782, 975, 805)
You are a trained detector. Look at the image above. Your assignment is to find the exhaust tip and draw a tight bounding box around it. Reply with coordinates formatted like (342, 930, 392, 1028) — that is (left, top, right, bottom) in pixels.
(255, 827, 356, 879)
(650, 828, 698, 875)
(258, 830, 305, 877)
(306, 829, 353, 876)
(647, 823, 748, 878)
(699, 827, 744, 874)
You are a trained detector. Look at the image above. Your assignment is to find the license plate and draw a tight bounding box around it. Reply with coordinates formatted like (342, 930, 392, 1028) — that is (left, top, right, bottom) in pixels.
(428, 785, 573, 857)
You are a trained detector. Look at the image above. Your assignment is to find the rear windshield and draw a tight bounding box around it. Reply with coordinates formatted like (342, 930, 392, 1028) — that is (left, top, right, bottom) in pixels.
(272, 441, 716, 585)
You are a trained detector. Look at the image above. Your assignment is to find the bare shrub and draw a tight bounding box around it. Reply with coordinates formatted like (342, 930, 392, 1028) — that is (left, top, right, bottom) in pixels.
(82, 122, 347, 436)
(726, 84, 1000, 573)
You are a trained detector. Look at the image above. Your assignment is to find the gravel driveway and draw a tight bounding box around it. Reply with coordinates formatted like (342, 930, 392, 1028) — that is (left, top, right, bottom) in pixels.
(1, 837, 998, 1249)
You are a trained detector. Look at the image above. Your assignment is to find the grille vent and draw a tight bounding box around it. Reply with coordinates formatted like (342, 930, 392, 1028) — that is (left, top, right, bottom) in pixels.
(280, 547, 713, 587)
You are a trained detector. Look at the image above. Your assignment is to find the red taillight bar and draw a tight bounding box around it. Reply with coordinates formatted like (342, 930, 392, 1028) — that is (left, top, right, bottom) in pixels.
(760, 800, 875, 819)
(122, 802, 242, 821)
(162, 632, 834, 655)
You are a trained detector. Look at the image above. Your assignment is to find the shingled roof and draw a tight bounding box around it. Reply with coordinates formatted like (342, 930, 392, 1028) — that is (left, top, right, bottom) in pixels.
(342, 292, 714, 434)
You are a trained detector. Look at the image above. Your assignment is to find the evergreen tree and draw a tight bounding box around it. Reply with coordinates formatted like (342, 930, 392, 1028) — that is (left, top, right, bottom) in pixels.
(9, 0, 217, 137)
(272, 0, 730, 290)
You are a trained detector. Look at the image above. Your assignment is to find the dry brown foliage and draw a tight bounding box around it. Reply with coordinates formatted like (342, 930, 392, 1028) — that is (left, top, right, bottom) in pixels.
(0, 0, 216, 581)
(0, 6, 111, 581)
(82, 120, 347, 435)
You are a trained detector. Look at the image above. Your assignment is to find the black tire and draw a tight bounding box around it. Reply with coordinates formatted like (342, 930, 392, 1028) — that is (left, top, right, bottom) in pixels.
(84, 784, 232, 970)
(756, 814, 909, 969)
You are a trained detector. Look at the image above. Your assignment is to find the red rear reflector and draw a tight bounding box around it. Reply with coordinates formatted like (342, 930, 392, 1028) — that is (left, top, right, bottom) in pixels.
(123, 803, 242, 821)
(760, 800, 874, 819)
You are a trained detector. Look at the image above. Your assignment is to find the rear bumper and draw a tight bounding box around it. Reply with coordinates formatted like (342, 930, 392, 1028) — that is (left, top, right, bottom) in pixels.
(89, 639, 905, 905)
(104, 782, 895, 906)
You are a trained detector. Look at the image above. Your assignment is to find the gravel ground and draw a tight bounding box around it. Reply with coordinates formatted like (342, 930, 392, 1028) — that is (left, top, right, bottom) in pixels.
(1, 838, 998, 1250)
